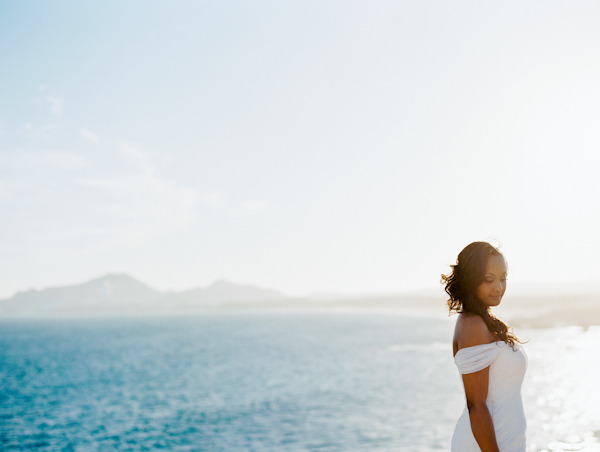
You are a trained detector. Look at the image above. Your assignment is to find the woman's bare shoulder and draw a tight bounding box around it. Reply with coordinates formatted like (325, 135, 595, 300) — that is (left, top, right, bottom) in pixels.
(454, 313, 495, 350)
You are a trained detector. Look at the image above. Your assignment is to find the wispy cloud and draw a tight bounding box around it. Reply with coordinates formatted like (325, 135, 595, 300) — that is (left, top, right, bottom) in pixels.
(242, 200, 269, 213)
(45, 95, 63, 117)
(80, 127, 99, 143)
(199, 192, 227, 209)
(77, 170, 198, 246)
(0, 151, 88, 171)
(0, 179, 54, 204)
(116, 139, 152, 170)
(70, 140, 201, 247)
(37, 152, 87, 170)
(1, 135, 228, 259)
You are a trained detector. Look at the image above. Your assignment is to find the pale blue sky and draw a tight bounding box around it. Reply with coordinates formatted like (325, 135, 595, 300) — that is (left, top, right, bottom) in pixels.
(2, 1, 600, 298)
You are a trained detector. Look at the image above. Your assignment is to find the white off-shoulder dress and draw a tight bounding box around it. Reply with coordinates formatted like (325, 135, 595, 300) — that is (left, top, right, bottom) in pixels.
(451, 341, 527, 452)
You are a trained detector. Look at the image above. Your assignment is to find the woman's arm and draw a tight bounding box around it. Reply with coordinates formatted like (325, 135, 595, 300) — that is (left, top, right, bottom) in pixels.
(457, 314, 499, 452)
(462, 367, 499, 452)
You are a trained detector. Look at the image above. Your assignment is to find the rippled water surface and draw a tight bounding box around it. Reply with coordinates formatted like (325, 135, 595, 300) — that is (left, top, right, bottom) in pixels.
(0, 313, 598, 451)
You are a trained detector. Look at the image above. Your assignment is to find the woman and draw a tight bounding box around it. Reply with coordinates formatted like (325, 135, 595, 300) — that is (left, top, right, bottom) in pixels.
(442, 242, 527, 452)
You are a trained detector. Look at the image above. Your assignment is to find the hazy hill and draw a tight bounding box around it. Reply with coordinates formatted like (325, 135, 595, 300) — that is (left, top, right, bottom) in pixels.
(495, 292, 600, 329)
(0, 274, 163, 315)
(0, 274, 291, 316)
(171, 279, 287, 307)
(1, 275, 599, 328)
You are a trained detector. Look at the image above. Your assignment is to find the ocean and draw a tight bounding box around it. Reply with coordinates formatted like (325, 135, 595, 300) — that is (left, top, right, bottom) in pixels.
(1, 312, 599, 451)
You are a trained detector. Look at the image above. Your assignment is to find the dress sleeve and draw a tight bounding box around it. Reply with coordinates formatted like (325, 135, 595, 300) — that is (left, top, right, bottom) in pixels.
(454, 342, 503, 375)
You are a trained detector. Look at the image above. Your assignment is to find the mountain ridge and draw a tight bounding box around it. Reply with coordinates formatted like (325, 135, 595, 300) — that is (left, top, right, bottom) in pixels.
(2, 274, 600, 328)
(0, 274, 290, 316)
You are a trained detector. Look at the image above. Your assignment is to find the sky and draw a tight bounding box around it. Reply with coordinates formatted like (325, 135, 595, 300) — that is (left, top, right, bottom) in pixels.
(1, 1, 600, 299)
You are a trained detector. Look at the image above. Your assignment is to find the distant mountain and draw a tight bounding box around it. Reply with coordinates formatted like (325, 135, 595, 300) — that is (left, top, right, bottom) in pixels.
(0, 274, 290, 316)
(2, 275, 600, 327)
(0, 274, 163, 315)
(172, 279, 287, 306)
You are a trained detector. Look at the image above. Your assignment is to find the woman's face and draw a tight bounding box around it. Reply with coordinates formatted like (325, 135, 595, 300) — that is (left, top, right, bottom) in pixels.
(475, 254, 507, 308)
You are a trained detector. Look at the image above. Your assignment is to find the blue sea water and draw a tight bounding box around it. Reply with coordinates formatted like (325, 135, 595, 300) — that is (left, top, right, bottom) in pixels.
(1, 312, 599, 452)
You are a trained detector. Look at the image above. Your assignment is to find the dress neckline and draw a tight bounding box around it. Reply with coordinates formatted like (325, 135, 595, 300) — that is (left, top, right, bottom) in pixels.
(453, 340, 504, 358)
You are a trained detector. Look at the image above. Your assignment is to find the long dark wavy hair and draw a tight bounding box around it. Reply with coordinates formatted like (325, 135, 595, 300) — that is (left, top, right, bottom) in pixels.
(441, 241, 522, 349)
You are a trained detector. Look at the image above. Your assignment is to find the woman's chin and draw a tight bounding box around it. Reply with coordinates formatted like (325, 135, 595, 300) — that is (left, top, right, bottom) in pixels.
(490, 298, 502, 306)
